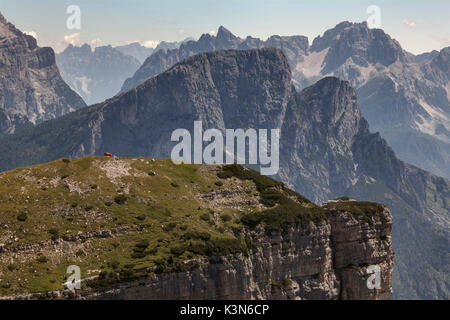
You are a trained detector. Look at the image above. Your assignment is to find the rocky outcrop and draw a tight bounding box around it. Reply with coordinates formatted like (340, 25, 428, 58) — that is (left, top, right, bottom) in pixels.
(326, 206, 393, 299)
(92, 206, 391, 300)
(414, 50, 439, 65)
(0, 12, 86, 134)
(421, 47, 449, 85)
(3, 203, 393, 300)
(84, 207, 392, 300)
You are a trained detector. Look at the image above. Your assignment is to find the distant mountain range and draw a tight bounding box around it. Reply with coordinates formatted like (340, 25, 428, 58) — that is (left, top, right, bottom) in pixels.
(114, 42, 155, 63)
(115, 39, 191, 63)
(55, 44, 141, 105)
(56, 39, 190, 105)
(0, 12, 85, 134)
(120, 23, 450, 180)
(0, 48, 448, 300)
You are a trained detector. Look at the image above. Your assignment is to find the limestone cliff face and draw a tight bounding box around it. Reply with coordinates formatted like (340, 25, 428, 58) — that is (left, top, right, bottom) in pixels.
(0, 12, 86, 134)
(0, 158, 392, 301)
(120, 23, 450, 182)
(69, 205, 393, 300)
(327, 207, 393, 299)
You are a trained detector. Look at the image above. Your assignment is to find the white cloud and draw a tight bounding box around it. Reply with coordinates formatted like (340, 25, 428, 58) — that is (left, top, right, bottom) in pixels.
(90, 38, 101, 47)
(209, 30, 215, 36)
(24, 30, 38, 41)
(64, 32, 81, 46)
(429, 34, 450, 48)
(142, 40, 160, 48)
(115, 40, 160, 49)
(403, 19, 417, 28)
(178, 29, 185, 36)
(74, 76, 91, 95)
(124, 40, 140, 45)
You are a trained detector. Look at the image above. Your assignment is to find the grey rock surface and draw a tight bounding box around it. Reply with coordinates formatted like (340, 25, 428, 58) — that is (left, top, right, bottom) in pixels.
(120, 23, 450, 180)
(0, 48, 447, 299)
(83, 208, 392, 300)
(3, 206, 393, 300)
(0, 12, 86, 134)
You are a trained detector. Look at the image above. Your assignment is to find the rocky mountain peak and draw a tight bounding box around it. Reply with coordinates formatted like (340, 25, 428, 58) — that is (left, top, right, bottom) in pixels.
(0, 12, 37, 53)
(300, 77, 361, 128)
(0, 11, 86, 134)
(432, 46, 449, 72)
(0, 11, 7, 24)
(0, 10, 32, 45)
(421, 46, 450, 85)
(94, 44, 117, 54)
(63, 43, 93, 55)
(217, 25, 238, 40)
(414, 50, 440, 64)
(215, 26, 241, 49)
(266, 35, 309, 55)
(311, 21, 408, 72)
(117, 47, 293, 137)
(310, 21, 361, 52)
(114, 22, 450, 189)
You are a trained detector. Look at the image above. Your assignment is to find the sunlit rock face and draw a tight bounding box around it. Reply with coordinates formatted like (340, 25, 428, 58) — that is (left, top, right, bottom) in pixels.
(0, 12, 86, 134)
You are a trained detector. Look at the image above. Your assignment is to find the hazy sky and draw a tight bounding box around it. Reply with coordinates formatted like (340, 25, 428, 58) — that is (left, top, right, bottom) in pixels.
(1, 0, 449, 54)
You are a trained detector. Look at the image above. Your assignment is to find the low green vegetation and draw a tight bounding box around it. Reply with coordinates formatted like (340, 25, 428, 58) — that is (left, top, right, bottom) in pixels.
(323, 199, 386, 224)
(334, 196, 350, 201)
(0, 158, 385, 297)
(218, 164, 326, 232)
(0, 158, 283, 296)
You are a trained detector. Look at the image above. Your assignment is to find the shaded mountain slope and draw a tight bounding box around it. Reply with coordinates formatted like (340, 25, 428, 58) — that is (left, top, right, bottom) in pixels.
(119, 23, 450, 180)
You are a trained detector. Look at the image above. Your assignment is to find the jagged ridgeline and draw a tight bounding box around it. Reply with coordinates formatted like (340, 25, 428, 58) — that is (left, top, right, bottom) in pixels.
(121, 23, 450, 181)
(0, 157, 393, 300)
(0, 12, 86, 134)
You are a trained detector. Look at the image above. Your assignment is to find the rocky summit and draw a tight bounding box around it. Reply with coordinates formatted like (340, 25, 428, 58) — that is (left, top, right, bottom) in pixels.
(120, 22, 450, 181)
(0, 157, 393, 300)
(0, 47, 447, 299)
(0, 12, 86, 134)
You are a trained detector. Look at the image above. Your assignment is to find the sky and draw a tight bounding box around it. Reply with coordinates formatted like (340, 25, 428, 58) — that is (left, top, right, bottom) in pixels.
(0, 0, 449, 54)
